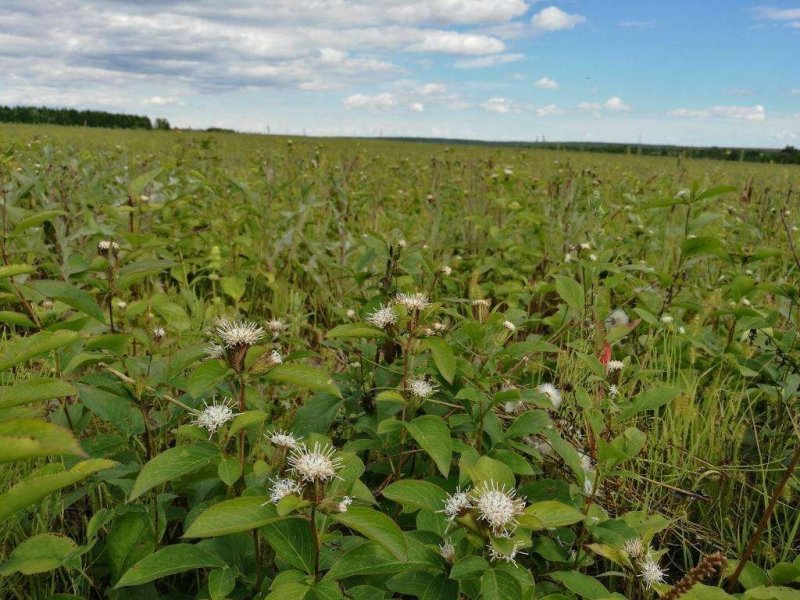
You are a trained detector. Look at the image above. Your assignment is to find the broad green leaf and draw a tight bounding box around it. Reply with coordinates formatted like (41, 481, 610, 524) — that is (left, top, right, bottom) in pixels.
(209, 567, 238, 600)
(229, 409, 267, 436)
(267, 364, 341, 397)
(481, 568, 522, 600)
(130, 442, 219, 500)
(404, 415, 452, 476)
(217, 456, 242, 486)
(184, 496, 283, 538)
(116, 544, 225, 587)
(0, 419, 83, 463)
(554, 275, 584, 316)
(0, 330, 80, 372)
(0, 310, 35, 327)
(262, 518, 315, 574)
(466, 455, 516, 489)
(450, 556, 490, 580)
(0, 533, 76, 576)
(0, 459, 115, 523)
(107, 511, 156, 581)
(187, 360, 231, 398)
(0, 378, 76, 409)
(221, 276, 246, 302)
(382, 480, 447, 513)
(682, 584, 736, 600)
(26, 280, 105, 322)
(293, 393, 344, 437)
(424, 337, 456, 383)
(504, 410, 550, 440)
(327, 323, 387, 339)
(422, 574, 458, 600)
(330, 506, 407, 560)
(129, 167, 162, 196)
(550, 571, 610, 599)
(518, 501, 585, 530)
(620, 386, 681, 419)
(0, 264, 35, 279)
(682, 236, 727, 259)
(12, 210, 64, 234)
(323, 541, 429, 581)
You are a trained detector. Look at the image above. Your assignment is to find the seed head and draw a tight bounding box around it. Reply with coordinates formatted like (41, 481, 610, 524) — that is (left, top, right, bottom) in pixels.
(604, 309, 630, 328)
(288, 442, 342, 484)
(471, 482, 526, 537)
(204, 342, 225, 360)
(267, 319, 285, 337)
(502, 320, 517, 332)
(537, 383, 563, 409)
(441, 265, 452, 276)
(152, 327, 165, 341)
(608, 384, 619, 397)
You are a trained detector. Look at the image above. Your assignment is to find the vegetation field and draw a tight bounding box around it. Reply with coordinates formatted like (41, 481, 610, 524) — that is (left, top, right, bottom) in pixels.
(0, 122, 798, 600)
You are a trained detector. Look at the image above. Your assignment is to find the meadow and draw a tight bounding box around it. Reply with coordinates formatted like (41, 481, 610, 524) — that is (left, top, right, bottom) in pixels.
(0, 122, 798, 600)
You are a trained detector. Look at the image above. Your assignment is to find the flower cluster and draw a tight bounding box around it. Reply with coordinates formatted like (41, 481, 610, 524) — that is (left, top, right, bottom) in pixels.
(191, 398, 237, 437)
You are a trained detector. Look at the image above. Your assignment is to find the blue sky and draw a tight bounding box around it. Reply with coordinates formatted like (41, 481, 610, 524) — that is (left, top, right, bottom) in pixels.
(1, 1, 798, 146)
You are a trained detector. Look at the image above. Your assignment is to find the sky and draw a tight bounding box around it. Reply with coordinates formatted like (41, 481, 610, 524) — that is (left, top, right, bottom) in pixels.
(1, 0, 799, 147)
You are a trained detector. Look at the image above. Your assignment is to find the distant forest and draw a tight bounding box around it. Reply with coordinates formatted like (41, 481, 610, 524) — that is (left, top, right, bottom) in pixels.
(390, 137, 800, 166)
(0, 105, 169, 130)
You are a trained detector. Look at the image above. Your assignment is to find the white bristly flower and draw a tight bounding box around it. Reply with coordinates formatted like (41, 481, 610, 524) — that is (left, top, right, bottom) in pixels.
(605, 309, 630, 328)
(152, 327, 165, 340)
(537, 383, 563, 409)
(439, 540, 456, 562)
(607, 360, 625, 372)
(367, 304, 397, 329)
(503, 400, 525, 414)
(471, 482, 526, 537)
(97, 239, 120, 253)
(288, 442, 342, 484)
(215, 319, 265, 348)
(580, 242, 592, 250)
(564, 252, 574, 263)
(409, 376, 438, 399)
(660, 315, 673, 324)
(267, 429, 300, 450)
(503, 320, 517, 332)
(395, 291, 431, 311)
(191, 398, 237, 437)
(268, 478, 302, 504)
(267, 318, 285, 337)
(441, 487, 472, 521)
(204, 342, 225, 360)
(337, 496, 353, 513)
(441, 265, 452, 276)
(472, 299, 490, 307)
(487, 542, 526, 565)
(622, 538, 646, 560)
(346, 309, 357, 319)
(589, 253, 598, 262)
(397, 239, 407, 249)
(640, 557, 666, 588)
(608, 384, 619, 397)
(268, 349, 283, 365)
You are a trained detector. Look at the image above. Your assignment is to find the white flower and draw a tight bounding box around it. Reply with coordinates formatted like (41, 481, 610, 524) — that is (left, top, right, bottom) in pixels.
(409, 376, 438, 399)
(367, 304, 397, 329)
(267, 429, 300, 450)
(97, 239, 120, 252)
(441, 265, 452, 276)
(267, 319, 285, 337)
(397, 239, 407, 249)
(676, 189, 690, 199)
(640, 557, 666, 588)
(204, 342, 225, 360)
(503, 167, 514, 176)
(537, 383, 563, 409)
(191, 399, 237, 437)
(152, 327, 165, 340)
(268, 478, 302, 504)
(660, 315, 673, 324)
(564, 253, 574, 263)
(439, 540, 456, 562)
(472, 299, 490, 307)
(395, 291, 431, 311)
(116, 300, 128, 309)
(441, 487, 472, 521)
(503, 400, 525, 414)
(580, 242, 592, 250)
(471, 482, 526, 537)
(622, 538, 646, 559)
(608, 384, 619, 397)
(268, 350, 283, 365)
(678, 326, 686, 334)
(337, 496, 353, 513)
(588, 253, 598, 262)
(607, 360, 625, 372)
(487, 541, 526, 565)
(741, 298, 751, 307)
(215, 319, 265, 348)
(604, 309, 630, 328)
(346, 309, 357, 319)
(288, 442, 342, 484)
(502, 320, 516, 332)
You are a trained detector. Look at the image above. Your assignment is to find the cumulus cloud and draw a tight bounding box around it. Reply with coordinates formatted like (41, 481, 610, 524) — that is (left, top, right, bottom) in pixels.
(480, 97, 522, 114)
(143, 96, 183, 106)
(669, 105, 766, 122)
(344, 93, 398, 111)
(454, 53, 524, 68)
(531, 6, 586, 31)
(534, 76, 559, 90)
(604, 97, 631, 111)
(409, 31, 504, 55)
(578, 102, 602, 111)
(536, 103, 564, 117)
(410, 101, 425, 112)
(387, 0, 529, 25)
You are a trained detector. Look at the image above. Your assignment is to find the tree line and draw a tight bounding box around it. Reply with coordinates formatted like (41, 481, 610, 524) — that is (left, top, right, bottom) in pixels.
(0, 105, 170, 130)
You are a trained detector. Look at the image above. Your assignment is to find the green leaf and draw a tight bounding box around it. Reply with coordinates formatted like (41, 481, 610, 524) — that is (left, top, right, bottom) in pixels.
(424, 338, 456, 383)
(217, 456, 242, 486)
(12, 210, 64, 234)
(262, 518, 315, 574)
(550, 571, 610, 599)
(382, 479, 447, 513)
(450, 556, 490, 580)
(517, 501, 585, 530)
(209, 567, 238, 600)
(0, 533, 77, 576)
(129, 167, 162, 196)
(0, 310, 35, 327)
(323, 542, 429, 581)
(221, 276, 246, 302)
(682, 584, 736, 600)
(0, 419, 84, 463)
(184, 496, 283, 538)
(229, 410, 267, 436)
(0, 378, 76, 409)
(330, 506, 407, 560)
(620, 386, 681, 419)
(404, 415, 452, 476)
(293, 394, 344, 437)
(466, 455, 516, 489)
(26, 280, 106, 322)
(116, 544, 225, 588)
(267, 364, 341, 397)
(0, 330, 80, 372)
(327, 323, 387, 339)
(0, 459, 115, 523)
(0, 264, 35, 279)
(130, 442, 219, 500)
(554, 275, 584, 316)
(481, 568, 522, 600)
(422, 574, 458, 600)
(504, 410, 550, 440)
(682, 236, 727, 259)
(187, 360, 231, 398)
(106, 511, 155, 582)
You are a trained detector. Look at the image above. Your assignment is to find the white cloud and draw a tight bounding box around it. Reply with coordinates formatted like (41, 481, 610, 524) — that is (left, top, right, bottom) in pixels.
(419, 83, 447, 96)
(669, 105, 766, 122)
(536, 103, 563, 117)
(578, 101, 602, 111)
(531, 6, 586, 31)
(534, 76, 559, 90)
(618, 20, 655, 28)
(343, 92, 398, 110)
(143, 96, 182, 106)
(791, 89, 800, 95)
(410, 31, 504, 55)
(455, 53, 524, 68)
(604, 96, 631, 111)
(387, 0, 529, 25)
(410, 101, 425, 112)
(753, 7, 800, 21)
(479, 97, 522, 114)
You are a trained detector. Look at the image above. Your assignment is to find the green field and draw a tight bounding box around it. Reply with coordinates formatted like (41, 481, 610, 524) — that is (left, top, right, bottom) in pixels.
(0, 123, 798, 600)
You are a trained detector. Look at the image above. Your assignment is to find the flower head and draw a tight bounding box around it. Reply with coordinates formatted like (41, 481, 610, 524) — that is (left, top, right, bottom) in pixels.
(367, 304, 397, 329)
(204, 342, 225, 361)
(604, 309, 630, 328)
(537, 383, 563, 409)
(191, 398, 237, 437)
(268, 478, 302, 504)
(607, 360, 625, 372)
(395, 291, 431, 312)
(471, 482, 526, 537)
(288, 442, 342, 484)
(441, 265, 452, 276)
(152, 327, 165, 341)
(267, 429, 300, 450)
(439, 540, 456, 562)
(337, 496, 353, 513)
(346, 309, 357, 319)
(267, 319, 285, 337)
(660, 315, 673, 324)
(487, 541, 526, 565)
(214, 319, 265, 348)
(441, 487, 472, 521)
(640, 557, 666, 589)
(97, 239, 120, 255)
(502, 320, 517, 332)
(608, 384, 619, 397)
(409, 376, 438, 399)
(622, 538, 646, 560)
